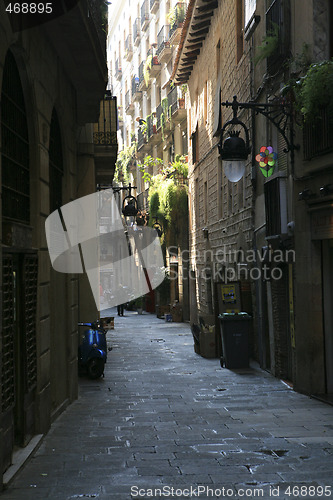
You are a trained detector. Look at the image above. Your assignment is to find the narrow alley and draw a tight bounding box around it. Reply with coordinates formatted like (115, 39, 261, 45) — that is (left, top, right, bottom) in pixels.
(2, 310, 333, 500)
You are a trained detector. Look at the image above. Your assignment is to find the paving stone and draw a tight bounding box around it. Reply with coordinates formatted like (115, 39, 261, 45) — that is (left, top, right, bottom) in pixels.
(2, 309, 333, 498)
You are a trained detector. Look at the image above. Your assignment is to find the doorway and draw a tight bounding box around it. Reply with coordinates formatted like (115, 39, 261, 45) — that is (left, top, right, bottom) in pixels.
(323, 239, 333, 394)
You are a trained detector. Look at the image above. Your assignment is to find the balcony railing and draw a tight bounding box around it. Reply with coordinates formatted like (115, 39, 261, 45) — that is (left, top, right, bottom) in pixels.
(125, 90, 131, 109)
(169, 2, 186, 38)
(93, 95, 118, 146)
(139, 61, 145, 85)
(156, 103, 162, 130)
(266, 0, 290, 75)
(167, 85, 178, 115)
(303, 107, 333, 160)
(133, 18, 141, 44)
(138, 127, 146, 149)
(157, 25, 170, 56)
(150, 0, 159, 12)
(132, 75, 139, 96)
(141, 0, 149, 29)
(125, 34, 133, 59)
(115, 58, 122, 79)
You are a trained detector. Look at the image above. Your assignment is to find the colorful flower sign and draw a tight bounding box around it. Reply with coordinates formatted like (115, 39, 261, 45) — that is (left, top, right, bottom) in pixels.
(256, 146, 277, 177)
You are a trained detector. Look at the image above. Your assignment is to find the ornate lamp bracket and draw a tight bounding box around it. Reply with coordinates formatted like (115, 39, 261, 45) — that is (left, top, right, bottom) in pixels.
(222, 95, 299, 166)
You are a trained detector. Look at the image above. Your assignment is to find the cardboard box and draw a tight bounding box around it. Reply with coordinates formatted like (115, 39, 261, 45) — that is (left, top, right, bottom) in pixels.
(199, 326, 217, 358)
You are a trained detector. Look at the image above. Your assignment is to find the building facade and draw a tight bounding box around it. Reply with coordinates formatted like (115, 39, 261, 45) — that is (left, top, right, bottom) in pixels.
(109, 0, 190, 319)
(0, 0, 110, 486)
(172, 0, 333, 397)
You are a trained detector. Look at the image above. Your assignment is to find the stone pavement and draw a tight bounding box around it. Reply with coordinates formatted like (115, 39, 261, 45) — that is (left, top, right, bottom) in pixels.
(2, 309, 333, 500)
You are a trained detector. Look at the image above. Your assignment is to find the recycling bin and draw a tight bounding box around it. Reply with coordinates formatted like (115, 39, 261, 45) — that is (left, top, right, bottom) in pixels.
(218, 313, 251, 368)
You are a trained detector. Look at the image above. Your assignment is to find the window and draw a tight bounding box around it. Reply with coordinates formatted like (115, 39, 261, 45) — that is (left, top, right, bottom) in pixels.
(1, 51, 30, 223)
(236, 0, 244, 63)
(49, 109, 64, 213)
(216, 40, 221, 77)
(203, 81, 208, 123)
(192, 125, 199, 164)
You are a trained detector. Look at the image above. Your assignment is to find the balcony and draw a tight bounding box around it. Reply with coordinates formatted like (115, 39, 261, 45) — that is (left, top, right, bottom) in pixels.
(150, 54, 161, 78)
(43, 0, 107, 124)
(147, 113, 159, 144)
(167, 86, 186, 123)
(137, 127, 147, 150)
(157, 25, 171, 62)
(156, 103, 163, 131)
(168, 2, 186, 43)
(133, 18, 141, 45)
(141, 0, 149, 30)
(150, 0, 159, 14)
(138, 60, 146, 90)
(303, 107, 333, 160)
(93, 95, 118, 184)
(132, 75, 142, 102)
(266, 0, 290, 75)
(125, 90, 134, 114)
(125, 34, 133, 61)
(115, 58, 122, 80)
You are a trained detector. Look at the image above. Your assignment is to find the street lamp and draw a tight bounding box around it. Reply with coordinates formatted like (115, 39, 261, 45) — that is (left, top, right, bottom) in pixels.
(219, 95, 298, 182)
(152, 216, 163, 238)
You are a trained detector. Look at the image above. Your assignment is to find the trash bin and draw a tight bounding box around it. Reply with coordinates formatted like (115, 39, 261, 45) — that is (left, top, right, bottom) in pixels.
(218, 313, 251, 368)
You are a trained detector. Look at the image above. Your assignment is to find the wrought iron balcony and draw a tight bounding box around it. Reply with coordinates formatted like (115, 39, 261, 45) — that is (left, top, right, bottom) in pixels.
(93, 95, 118, 146)
(150, 0, 159, 14)
(167, 86, 178, 115)
(266, 0, 290, 75)
(115, 58, 122, 80)
(139, 60, 145, 85)
(156, 103, 162, 130)
(133, 18, 141, 44)
(141, 0, 149, 30)
(303, 107, 333, 160)
(169, 2, 186, 38)
(125, 34, 133, 60)
(137, 127, 147, 149)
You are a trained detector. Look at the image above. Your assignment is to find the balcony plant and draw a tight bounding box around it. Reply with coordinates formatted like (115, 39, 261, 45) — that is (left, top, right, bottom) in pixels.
(114, 142, 137, 184)
(254, 22, 279, 66)
(144, 55, 153, 86)
(293, 59, 333, 124)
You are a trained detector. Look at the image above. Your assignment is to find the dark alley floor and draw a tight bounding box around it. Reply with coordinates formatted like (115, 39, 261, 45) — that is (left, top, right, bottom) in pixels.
(1, 309, 333, 499)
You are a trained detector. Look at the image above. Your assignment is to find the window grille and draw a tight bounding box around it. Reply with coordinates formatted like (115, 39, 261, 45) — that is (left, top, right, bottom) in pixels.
(1, 255, 15, 412)
(49, 109, 64, 213)
(1, 51, 30, 223)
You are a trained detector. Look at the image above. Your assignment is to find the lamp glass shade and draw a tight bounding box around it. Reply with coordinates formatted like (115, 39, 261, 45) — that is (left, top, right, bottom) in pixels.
(223, 159, 246, 182)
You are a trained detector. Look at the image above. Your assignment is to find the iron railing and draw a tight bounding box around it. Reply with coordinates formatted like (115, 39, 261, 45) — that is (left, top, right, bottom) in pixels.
(141, 0, 149, 28)
(157, 25, 170, 55)
(150, 0, 158, 10)
(132, 75, 139, 96)
(138, 127, 146, 149)
(156, 103, 162, 130)
(169, 2, 186, 38)
(125, 90, 131, 109)
(115, 58, 122, 78)
(139, 60, 145, 84)
(125, 34, 132, 54)
(133, 18, 141, 42)
(303, 107, 333, 160)
(266, 0, 290, 75)
(93, 96, 118, 145)
(167, 85, 178, 115)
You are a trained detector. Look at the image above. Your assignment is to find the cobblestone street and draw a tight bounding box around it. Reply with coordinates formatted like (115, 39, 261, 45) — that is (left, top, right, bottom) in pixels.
(2, 310, 333, 500)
